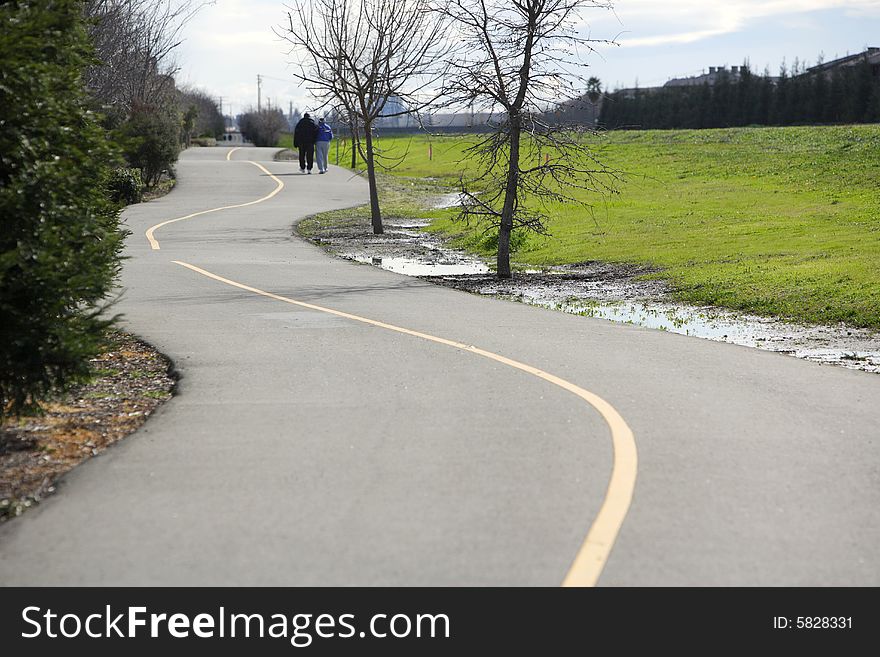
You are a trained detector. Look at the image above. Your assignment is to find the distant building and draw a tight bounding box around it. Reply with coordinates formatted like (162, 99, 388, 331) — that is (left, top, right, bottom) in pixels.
(601, 46, 880, 129)
(659, 48, 880, 89)
(665, 65, 746, 88)
(807, 47, 880, 78)
(607, 47, 879, 101)
(287, 105, 302, 131)
(375, 96, 417, 128)
(614, 87, 649, 99)
(552, 96, 603, 126)
(427, 111, 497, 128)
(219, 127, 243, 144)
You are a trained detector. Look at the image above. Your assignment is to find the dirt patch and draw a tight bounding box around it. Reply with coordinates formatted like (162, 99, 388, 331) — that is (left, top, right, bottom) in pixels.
(142, 174, 176, 202)
(423, 262, 669, 302)
(0, 332, 176, 521)
(299, 208, 880, 374)
(314, 217, 493, 275)
(275, 149, 298, 162)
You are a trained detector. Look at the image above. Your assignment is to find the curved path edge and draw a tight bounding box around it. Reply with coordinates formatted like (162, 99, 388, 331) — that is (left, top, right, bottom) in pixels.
(172, 260, 639, 587)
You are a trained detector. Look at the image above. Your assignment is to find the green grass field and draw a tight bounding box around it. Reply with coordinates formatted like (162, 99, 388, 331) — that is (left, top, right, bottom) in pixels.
(294, 126, 880, 328)
(353, 126, 880, 329)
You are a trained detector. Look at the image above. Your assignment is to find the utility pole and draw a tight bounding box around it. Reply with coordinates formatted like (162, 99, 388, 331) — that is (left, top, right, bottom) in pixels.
(257, 73, 290, 114)
(288, 101, 294, 146)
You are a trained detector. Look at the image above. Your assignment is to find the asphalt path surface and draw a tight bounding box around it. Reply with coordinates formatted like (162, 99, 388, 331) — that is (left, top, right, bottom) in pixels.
(1, 147, 878, 586)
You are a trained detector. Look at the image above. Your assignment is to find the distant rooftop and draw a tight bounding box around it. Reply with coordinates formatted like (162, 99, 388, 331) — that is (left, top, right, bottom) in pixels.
(621, 47, 880, 95)
(664, 65, 746, 88)
(808, 47, 880, 73)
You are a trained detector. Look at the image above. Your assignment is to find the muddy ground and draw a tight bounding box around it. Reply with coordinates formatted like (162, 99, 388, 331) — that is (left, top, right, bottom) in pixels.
(0, 333, 176, 521)
(299, 212, 880, 375)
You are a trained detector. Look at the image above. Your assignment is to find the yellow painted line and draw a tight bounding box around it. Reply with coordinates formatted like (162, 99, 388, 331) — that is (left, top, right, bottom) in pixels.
(226, 147, 242, 161)
(172, 260, 638, 587)
(145, 161, 283, 250)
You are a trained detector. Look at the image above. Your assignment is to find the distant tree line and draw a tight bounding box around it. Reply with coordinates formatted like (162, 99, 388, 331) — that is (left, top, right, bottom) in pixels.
(599, 58, 880, 130)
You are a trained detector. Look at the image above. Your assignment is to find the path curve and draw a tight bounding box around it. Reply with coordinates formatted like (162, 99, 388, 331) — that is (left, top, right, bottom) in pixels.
(1, 146, 879, 586)
(141, 147, 639, 585)
(145, 159, 284, 250)
(171, 260, 637, 586)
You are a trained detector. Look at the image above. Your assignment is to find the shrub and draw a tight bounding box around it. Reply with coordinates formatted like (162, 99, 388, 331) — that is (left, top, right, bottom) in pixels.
(238, 108, 288, 147)
(476, 227, 529, 254)
(0, 0, 126, 418)
(120, 104, 181, 187)
(108, 167, 144, 204)
(178, 88, 225, 140)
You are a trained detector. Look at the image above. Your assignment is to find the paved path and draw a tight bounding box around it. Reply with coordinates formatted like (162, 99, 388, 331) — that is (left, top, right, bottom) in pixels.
(1, 147, 878, 585)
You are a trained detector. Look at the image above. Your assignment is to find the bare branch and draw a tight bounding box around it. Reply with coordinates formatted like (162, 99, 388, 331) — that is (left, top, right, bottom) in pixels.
(277, 0, 453, 234)
(83, 0, 213, 113)
(436, 0, 619, 278)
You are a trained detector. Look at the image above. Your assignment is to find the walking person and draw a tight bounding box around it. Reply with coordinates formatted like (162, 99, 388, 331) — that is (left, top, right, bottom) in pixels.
(293, 112, 318, 174)
(315, 117, 333, 174)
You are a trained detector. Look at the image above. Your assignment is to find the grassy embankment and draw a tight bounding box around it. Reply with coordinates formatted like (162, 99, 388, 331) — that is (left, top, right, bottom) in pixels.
(298, 126, 880, 329)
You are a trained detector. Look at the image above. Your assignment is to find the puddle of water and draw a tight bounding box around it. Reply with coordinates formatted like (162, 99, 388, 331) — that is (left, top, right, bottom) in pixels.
(321, 220, 880, 374)
(347, 254, 489, 276)
(510, 295, 880, 373)
(392, 221, 431, 229)
(561, 300, 739, 337)
(432, 192, 467, 209)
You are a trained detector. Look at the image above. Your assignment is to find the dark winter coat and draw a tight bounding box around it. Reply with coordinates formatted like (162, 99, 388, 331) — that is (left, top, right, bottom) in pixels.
(293, 117, 318, 148)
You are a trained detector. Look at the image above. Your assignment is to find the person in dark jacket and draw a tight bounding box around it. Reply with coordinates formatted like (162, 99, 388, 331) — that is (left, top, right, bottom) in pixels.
(293, 113, 318, 173)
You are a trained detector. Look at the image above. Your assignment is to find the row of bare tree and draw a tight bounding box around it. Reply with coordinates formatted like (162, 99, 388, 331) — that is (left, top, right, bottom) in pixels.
(281, 0, 619, 278)
(83, 0, 223, 185)
(83, 0, 201, 115)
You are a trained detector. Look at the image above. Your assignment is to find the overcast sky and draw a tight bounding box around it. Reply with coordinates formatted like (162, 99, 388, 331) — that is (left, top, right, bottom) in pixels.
(172, 0, 880, 116)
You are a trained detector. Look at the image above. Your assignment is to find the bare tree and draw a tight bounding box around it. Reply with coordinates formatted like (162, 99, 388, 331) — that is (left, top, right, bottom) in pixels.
(280, 0, 450, 234)
(438, 0, 619, 278)
(83, 0, 211, 114)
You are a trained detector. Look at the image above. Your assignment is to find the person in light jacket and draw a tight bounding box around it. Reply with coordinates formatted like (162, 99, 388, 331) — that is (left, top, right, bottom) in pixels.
(293, 113, 318, 173)
(315, 117, 333, 174)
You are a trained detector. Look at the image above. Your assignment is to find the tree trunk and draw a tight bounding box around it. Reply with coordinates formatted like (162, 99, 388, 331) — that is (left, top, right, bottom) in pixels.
(363, 124, 383, 234)
(350, 121, 358, 169)
(497, 113, 521, 279)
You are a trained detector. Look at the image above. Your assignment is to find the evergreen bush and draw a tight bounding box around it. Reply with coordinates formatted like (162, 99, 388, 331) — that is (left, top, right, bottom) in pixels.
(108, 167, 144, 204)
(0, 0, 126, 417)
(120, 104, 180, 187)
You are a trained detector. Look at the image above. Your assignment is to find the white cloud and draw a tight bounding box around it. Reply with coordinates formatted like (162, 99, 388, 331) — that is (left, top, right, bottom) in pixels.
(173, 0, 310, 114)
(586, 0, 880, 48)
(173, 0, 880, 112)
(189, 30, 281, 49)
(621, 27, 735, 48)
